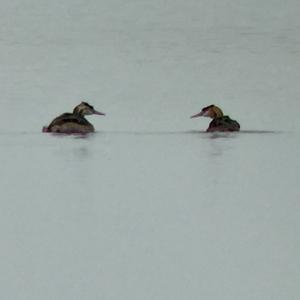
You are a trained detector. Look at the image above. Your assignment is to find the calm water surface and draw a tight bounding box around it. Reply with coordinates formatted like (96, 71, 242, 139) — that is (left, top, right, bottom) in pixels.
(1, 0, 300, 298)
(0, 130, 299, 299)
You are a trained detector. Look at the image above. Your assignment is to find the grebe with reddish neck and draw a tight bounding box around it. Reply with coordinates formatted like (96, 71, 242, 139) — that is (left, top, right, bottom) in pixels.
(43, 102, 105, 134)
(191, 105, 240, 132)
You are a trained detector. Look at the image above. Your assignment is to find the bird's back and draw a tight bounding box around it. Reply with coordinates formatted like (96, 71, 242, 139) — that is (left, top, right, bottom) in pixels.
(47, 112, 94, 133)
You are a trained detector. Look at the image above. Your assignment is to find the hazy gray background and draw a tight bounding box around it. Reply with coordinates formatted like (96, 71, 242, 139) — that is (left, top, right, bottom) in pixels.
(0, 0, 299, 299)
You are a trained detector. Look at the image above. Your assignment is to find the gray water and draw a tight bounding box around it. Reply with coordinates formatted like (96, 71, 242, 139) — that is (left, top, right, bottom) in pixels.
(1, 0, 300, 299)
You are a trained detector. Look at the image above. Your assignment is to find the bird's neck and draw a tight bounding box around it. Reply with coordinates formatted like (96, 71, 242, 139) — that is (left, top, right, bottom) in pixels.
(211, 106, 224, 118)
(73, 107, 85, 117)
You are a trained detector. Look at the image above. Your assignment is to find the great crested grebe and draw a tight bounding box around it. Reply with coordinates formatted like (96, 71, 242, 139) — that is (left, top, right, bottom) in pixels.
(190, 105, 240, 132)
(43, 102, 105, 134)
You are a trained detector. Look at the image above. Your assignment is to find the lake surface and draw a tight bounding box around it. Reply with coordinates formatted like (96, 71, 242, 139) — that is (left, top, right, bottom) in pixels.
(1, 0, 300, 299)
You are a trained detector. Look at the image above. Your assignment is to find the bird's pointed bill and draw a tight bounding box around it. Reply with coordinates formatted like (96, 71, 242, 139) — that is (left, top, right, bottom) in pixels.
(190, 111, 204, 118)
(93, 110, 106, 116)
